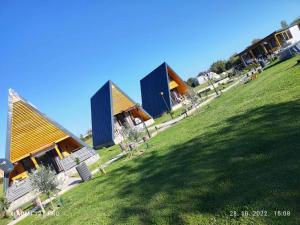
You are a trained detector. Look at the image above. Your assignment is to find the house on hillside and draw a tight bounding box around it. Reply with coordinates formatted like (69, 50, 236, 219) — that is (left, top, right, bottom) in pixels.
(238, 23, 300, 66)
(196, 74, 207, 85)
(197, 72, 221, 85)
(140, 62, 189, 118)
(4, 89, 99, 204)
(91, 80, 154, 149)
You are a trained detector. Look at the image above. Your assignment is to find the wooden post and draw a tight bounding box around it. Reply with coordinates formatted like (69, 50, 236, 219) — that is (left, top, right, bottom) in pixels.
(249, 50, 256, 61)
(31, 156, 39, 169)
(274, 34, 281, 47)
(260, 44, 268, 54)
(240, 55, 247, 67)
(35, 196, 45, 214)
(54, 144, 63, 159)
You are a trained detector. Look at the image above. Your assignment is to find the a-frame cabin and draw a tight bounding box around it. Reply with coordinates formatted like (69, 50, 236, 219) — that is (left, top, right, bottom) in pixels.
(91, 80, 154, 149)
(4, 89, 98, 203)
(140, 62, 189, 117)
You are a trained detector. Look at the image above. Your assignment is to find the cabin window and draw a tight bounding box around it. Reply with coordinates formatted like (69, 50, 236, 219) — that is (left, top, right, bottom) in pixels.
(21, 157, 34, 173)
(286, 30, 293, 39)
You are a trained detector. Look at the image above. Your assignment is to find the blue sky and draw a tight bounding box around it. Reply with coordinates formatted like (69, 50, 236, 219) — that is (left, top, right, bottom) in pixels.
(0, 1, 299, 157)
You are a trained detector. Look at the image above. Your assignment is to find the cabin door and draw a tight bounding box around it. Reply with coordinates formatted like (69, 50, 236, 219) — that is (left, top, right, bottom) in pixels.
(36, 150, 59, 174)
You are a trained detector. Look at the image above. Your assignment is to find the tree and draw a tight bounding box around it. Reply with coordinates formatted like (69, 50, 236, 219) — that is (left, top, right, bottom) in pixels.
(187, 77, 199, 87)
(210, 60, 227, 74)
(290, 16, 300, 26)
(0, 196, 9, 218)
(29, 166, 59, 210)
(280, 20, 288, 29)
(225, 54, 241, 70)
(251, 38, 261, 45)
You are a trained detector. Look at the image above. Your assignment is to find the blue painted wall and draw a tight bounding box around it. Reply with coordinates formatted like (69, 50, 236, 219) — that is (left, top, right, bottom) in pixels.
(91, 81, 114, 149)
(140, 62, 171, 118)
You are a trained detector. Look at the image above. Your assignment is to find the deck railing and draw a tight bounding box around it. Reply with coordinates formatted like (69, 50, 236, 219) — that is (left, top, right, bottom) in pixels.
(6, 178, 33, 203)
(6, 147, 96, 203)
(59, 147, 96, 171)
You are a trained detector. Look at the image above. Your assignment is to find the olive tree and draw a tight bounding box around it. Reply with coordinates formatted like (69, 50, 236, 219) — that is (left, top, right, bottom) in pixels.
(29, 166, 59, 210)
(0, 196, 9, 218)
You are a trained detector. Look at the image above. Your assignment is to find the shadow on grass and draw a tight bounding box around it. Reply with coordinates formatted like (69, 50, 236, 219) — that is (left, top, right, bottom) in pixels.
(97, 100, 300, 225)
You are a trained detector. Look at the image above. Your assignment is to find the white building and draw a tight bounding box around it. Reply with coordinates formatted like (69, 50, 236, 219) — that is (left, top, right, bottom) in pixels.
(197, 72, 221, 85)
(286, 24, 300, 45)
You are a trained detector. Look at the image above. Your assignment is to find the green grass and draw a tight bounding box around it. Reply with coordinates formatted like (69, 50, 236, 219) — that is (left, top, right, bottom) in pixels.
(83, 137, 122, 171)
(152, 108, 185, 125)
(84, 136, 93, 146)
(0, 178, 3, 198)
(84, 137, 122, 164)
(0, 179, 12, 225)
(13, 56, 300, 224)
(193, 82, 209, 92)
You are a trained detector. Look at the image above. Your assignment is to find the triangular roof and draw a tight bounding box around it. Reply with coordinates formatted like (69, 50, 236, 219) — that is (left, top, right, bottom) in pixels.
(165, 63, 189, 94)
(5, 89, 88, 163)
(109, 81, 152, 120)
(111, 83, 135, 115)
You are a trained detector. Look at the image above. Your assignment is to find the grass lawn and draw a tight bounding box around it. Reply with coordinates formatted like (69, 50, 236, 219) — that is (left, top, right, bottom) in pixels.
(0, 179, 11, 225)
(13, 56, 300, 224)
(193, 82, 209, 92)
(152, 108, 184, 126)
(84, 136, 122, 164)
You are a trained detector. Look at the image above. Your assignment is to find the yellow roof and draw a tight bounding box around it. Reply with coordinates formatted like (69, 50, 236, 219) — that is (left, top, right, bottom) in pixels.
(167, 66, 188, 94)
(111, 84, 135, 115)
(7, 90, 69, 163)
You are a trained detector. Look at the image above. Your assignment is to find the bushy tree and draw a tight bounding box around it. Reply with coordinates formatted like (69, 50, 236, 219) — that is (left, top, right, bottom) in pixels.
(187, 77, 199, 87)
(290, 16, 300, 26)
(225, 54, 241, 70)
(29, 166, 59, 210)
(281, 20, 288, 28)
(210, 60, 226, 74)
(0, 196, 9, 218)
(126, 126, 143, 143)
(251, 38, 261, 45)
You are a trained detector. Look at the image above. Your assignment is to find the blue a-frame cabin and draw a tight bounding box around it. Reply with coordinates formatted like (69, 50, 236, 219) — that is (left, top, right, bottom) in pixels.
(91, 80, 154, 149)
(140, 62, 189, 118)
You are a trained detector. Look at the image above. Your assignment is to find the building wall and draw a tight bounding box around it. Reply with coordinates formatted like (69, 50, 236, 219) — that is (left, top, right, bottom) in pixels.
(140, 62, 172, 118)
(91, 81, 114, 149)
(289, 25, 300, 44)
(197, 76, 207, 85)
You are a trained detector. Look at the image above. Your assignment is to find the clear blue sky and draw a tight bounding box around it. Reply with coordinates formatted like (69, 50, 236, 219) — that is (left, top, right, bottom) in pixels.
(0, 1, 299, 157)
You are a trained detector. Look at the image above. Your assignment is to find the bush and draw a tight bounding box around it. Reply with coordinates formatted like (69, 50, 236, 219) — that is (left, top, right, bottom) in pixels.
(0, 196, 9, 218)
(210, 60, 227, 74)
(187, 78, 199, 87)
(29, 166, 59, 210)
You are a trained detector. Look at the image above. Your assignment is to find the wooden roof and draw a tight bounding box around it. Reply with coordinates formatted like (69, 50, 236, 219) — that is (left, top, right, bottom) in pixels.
(110, 82, 152, 121)
(167, 65, 188, 94)
(7, 90, 73, 163)
(111, 84, 135, 115)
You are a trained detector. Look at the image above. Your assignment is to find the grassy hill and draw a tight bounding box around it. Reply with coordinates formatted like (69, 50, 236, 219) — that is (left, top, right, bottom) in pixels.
(14, 56, 300, 224)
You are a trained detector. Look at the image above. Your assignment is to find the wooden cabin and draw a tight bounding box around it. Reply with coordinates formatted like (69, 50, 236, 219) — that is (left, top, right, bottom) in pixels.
(91, 81, 154, 149)
(140, 62, 189, 117)
(4, 89, 98, 203)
